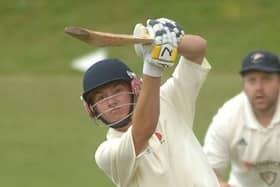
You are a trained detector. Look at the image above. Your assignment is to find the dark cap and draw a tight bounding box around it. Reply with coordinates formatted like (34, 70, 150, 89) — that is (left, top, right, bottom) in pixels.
(240, 50, 280, 75)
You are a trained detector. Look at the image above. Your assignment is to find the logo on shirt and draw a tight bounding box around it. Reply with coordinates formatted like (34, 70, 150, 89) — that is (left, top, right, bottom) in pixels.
(244, 161, 280, 185)
(237, 137, 248, 146)
(155, 131, 165, 144)
(260, 171, 277, 185)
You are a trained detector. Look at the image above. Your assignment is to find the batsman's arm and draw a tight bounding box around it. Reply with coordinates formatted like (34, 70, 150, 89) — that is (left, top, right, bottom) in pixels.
(132, 75, 161, 155)
(131, 18, 181, 155)
(178, 34, 207, 65)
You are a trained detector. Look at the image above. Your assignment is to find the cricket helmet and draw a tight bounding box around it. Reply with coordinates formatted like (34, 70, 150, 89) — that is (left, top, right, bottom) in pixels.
(81, 58, 140, 129)
(82, 58, 135, 101)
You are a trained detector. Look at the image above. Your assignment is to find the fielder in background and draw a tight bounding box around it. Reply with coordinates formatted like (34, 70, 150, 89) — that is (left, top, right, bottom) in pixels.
(81, 18, 219, 187)
(203, 50, 280, 187)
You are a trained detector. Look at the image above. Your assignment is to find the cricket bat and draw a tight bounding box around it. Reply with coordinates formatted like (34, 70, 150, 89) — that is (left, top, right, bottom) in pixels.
(64, 26, 154, 47)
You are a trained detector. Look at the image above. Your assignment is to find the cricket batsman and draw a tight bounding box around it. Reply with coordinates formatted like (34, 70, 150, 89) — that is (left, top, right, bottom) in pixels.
(81, 18, 219, 187)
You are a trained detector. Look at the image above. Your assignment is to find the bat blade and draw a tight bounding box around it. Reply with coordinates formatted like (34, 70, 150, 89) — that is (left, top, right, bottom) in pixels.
(64, 26, 153, 47)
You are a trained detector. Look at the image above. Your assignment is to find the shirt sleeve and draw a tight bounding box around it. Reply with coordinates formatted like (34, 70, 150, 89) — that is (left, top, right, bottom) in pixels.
(203, 103, 233, 174)
(160, 56, 211, 128)
(94, 127, 137, 186)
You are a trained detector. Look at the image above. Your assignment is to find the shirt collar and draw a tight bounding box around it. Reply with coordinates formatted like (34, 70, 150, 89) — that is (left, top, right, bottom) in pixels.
(106, 126, 132, 139)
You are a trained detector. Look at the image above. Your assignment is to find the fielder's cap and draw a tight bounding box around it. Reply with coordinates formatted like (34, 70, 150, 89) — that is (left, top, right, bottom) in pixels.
(240, 50, 280, 75)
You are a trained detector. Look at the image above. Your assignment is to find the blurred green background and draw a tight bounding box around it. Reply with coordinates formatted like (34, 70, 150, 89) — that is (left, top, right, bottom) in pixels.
(1, 0, 279, 186)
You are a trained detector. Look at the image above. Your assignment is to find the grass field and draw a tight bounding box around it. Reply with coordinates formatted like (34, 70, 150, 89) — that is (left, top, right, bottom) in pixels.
(1, 0, 279, 186)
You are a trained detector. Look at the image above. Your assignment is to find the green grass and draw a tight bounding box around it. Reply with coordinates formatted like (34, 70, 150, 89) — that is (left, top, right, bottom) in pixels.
(0, 0, 279, 186)
(0, 75, 113, 187)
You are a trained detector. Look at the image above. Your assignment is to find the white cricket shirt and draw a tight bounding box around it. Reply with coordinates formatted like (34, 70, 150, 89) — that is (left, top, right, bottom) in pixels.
(204, 92, 280, 187)
(95, 57, 219, 187)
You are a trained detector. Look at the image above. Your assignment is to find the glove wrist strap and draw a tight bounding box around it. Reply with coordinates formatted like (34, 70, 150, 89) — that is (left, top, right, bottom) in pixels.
(143, 62, 163, 77)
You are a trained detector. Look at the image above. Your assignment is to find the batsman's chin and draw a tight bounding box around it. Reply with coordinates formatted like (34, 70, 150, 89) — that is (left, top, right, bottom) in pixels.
(106, 111, 130, 122)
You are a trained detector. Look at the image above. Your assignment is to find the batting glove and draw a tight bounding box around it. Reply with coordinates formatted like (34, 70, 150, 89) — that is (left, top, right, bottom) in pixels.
(134, 19, 183, 77)
(151, 18, 185, 45)
(133, 23, 164, 77)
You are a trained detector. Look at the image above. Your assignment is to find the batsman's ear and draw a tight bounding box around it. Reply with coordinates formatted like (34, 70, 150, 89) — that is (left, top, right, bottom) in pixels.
(131, 77, 142, 97)
(126, 71, 142, 97)
(80, 95, 96, 118)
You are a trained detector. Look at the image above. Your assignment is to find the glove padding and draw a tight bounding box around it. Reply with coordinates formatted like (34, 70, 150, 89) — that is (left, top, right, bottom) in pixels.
(148, 18, 185, 46)
(133, 23, 164, 77)
(134, 18, 185, 74)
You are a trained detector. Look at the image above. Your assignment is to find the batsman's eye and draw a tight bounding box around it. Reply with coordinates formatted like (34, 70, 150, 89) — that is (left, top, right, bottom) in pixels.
(112, 88, 123, 95)
(94, 94, 107, 102)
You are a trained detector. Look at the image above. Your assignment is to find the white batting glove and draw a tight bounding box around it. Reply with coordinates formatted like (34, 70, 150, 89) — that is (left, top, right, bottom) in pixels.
(134, 18, 184, 77)
(151, 18, 185, 45)
(133, 23, 165, 77)
(146, 19, 178, 67)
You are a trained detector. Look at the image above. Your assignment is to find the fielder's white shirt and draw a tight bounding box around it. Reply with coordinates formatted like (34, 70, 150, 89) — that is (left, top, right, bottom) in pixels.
(204, 92, 280, 187)
(95, 57, 219, 187)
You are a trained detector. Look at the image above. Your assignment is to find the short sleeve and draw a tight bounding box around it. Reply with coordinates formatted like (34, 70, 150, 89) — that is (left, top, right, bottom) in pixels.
(94, 127, 137, 186)
(203, 103, 235, 174)
(160, 57, 211, 128)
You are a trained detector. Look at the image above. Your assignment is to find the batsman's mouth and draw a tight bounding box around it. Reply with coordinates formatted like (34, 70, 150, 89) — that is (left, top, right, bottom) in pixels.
(105, 106, 129, 118)
(110, 107, 122, 114)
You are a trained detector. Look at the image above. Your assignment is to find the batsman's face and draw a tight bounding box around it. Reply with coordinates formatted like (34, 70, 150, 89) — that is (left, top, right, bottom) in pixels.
(89, 81, 132, 123)
(242, 71, 280, 113)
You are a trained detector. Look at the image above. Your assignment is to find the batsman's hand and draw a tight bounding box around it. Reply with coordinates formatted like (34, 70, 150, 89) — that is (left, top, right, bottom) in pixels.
(133, 18, 185, 77)
(148, 18, 185, 47)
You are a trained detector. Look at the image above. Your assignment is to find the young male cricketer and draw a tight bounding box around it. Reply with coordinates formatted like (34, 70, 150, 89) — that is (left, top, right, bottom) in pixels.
(81, 18, 219, 187)
(204, 50, 280, 187)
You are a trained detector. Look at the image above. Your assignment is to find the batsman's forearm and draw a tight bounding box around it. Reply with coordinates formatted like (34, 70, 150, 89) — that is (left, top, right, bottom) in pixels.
(132, 76, 161, 155)
(178, 34, 207, 65)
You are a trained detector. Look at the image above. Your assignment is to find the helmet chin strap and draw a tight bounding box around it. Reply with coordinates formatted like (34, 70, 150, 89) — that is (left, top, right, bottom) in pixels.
(105, 111, 133, 129)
